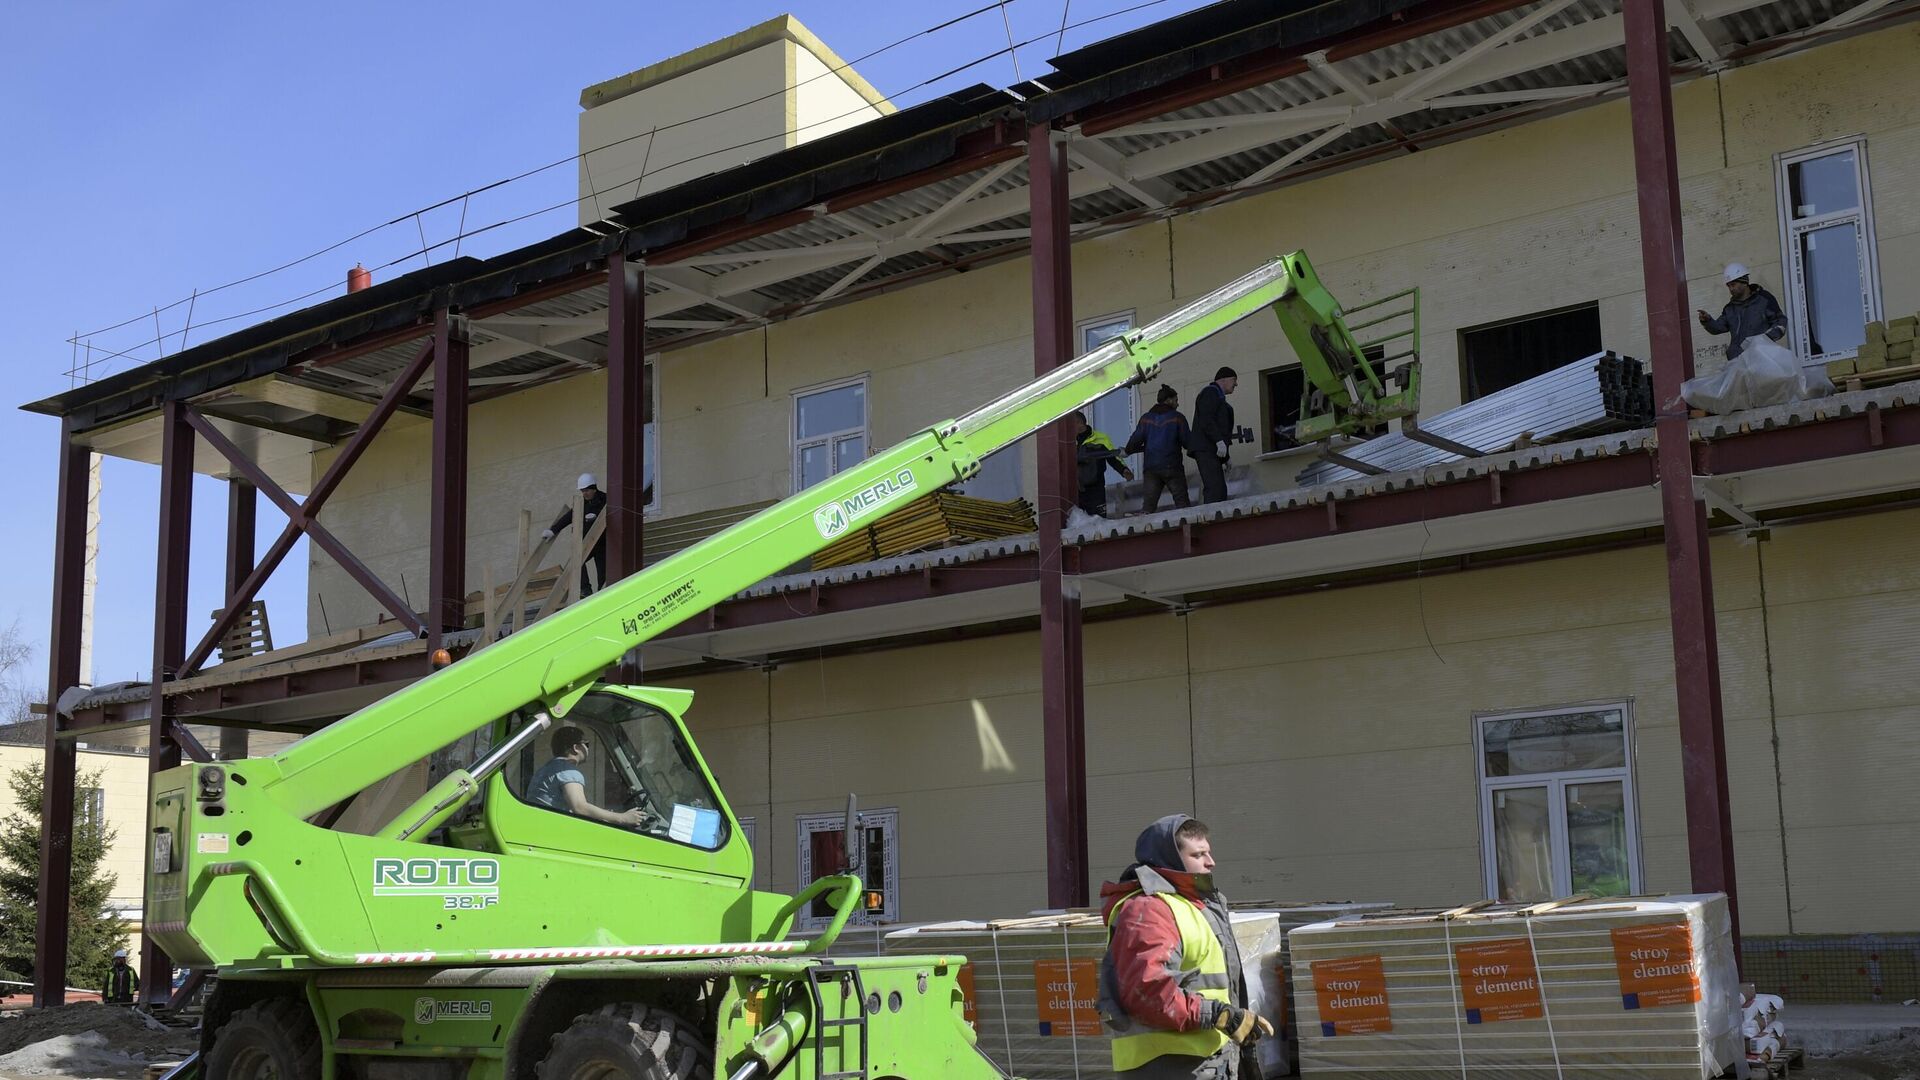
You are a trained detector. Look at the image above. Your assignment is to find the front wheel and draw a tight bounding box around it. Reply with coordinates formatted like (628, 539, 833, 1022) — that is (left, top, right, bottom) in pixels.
(205, 998, 322, 1080)
(536, 1004, 712, 1080)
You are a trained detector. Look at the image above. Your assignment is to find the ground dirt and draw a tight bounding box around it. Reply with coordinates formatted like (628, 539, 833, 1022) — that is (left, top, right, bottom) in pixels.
(1797, 1031, 1920, 1080)
(0, 1005, 195, 1080)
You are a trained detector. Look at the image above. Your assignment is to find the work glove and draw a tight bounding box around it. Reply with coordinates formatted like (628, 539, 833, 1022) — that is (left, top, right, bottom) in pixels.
(541, 529, 555, 541)
(1120, 468, 1135, 482)
(1210, 1004, 1274, 1044)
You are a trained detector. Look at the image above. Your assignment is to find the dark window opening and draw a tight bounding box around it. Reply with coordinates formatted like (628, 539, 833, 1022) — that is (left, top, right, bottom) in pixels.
(1460, 304, 1602, 402)
(1259, 345, 1385, 453)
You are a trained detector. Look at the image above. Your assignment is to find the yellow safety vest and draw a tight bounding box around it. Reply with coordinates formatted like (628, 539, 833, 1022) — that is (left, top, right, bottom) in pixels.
(1106, 889, 1232, 1071)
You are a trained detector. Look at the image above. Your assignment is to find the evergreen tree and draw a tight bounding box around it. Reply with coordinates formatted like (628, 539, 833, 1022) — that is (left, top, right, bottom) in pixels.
(0, 761, 128, 992)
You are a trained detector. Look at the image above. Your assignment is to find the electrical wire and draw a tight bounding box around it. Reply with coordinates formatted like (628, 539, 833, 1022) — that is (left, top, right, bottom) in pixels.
(69, 0, 1016, 346)
(68, 0, 1188, 379)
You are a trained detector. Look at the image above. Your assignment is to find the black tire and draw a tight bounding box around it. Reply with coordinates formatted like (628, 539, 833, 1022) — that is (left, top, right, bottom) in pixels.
(205, 998, 322, 1080)
(536, 1004, 713, 1080)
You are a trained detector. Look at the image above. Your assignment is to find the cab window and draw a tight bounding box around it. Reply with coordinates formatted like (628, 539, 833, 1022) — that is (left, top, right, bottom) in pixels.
(502, 693, 730, 851)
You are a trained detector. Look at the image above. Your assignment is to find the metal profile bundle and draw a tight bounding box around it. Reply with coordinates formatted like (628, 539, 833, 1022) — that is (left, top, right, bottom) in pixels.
(1297, 352, 1653, 484)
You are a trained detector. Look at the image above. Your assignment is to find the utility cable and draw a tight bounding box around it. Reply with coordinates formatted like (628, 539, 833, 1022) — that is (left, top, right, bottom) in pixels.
(68, 0, 1018, 344)
(69, 0, 1187, 378)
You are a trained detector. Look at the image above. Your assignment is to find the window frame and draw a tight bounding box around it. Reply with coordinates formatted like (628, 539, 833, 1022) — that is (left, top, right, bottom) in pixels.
(1774, 137, 1882, 364)
(796, 806, 901, 929)
(790, 375, 870, 494)
(1077, 310, 1139, 440)
(77, 787, 105, 833)
(1471, 701, 1643, 901)
(737, 815, 762, 889)
(642, 357, 661, 515)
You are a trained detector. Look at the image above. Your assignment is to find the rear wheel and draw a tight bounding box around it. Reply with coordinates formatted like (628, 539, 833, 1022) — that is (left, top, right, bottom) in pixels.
(536, 1004, 713, 1080)
(205, 998, 322, 1080)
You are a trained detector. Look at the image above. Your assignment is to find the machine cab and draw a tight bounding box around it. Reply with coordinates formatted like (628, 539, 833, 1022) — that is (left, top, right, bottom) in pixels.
(473, 686, 752, 885)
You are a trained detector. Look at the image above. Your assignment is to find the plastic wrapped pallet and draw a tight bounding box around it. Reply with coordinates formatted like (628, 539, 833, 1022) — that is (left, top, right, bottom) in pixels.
(886, 911, 1289, 1079)
(789, 923, 922, 957)
(1288, 894, 1743, 1079)
(1230, 902, 1396, 1071)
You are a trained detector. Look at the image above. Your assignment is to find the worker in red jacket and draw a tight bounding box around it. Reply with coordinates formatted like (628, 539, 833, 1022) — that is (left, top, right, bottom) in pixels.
(1098, 815, 1271, 1078)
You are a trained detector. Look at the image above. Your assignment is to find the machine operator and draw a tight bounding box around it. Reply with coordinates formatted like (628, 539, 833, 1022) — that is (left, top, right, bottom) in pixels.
(526, 725, 648, 828)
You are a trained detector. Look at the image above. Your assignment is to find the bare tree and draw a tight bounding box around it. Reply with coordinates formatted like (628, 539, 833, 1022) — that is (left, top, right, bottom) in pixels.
(0, 620, 33, 727)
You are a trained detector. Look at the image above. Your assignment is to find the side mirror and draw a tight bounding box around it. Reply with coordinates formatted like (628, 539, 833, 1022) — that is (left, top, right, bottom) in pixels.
(842, 793, 864, 876)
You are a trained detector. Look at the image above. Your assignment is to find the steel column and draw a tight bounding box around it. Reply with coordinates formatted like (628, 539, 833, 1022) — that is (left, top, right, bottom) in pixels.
(143, 399, 195, 1002)
(33, 419, 88, 1006)
(220, 480, 256, 759)
(1623, 0, 1739, 946)
(1029, 124, 1089, 910)
(607, 252, 646, 582)
(429, 311, 470, 657)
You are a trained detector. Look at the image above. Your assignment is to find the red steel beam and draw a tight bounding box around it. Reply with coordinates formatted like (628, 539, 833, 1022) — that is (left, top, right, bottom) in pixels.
(1624, 0, 1740, 948)
(1029, 124, 1090, 911)
(182, 340, 436, 675)
(144, 399, 195, 1003)
(606, 252, 646, 585)
(220, 480, 256, 759)
(429, 310, 470, 655)
(59, 398, 1920, 732)
(34, 418, 87, 1007)
(182, 408, 423, 637)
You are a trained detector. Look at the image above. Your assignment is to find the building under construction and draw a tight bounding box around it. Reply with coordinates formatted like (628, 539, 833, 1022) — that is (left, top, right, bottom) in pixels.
(22, 0, 1920, 1013)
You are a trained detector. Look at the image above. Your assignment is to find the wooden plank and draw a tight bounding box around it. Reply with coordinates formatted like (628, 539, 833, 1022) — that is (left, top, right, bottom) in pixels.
(532, 510, 607, 623)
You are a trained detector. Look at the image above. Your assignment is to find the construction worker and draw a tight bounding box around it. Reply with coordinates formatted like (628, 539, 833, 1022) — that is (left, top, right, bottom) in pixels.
(526, 725, 649, 828)
(1098, 815, 1270, 1079)
(543, 473, 608, 596)
(1191, 367, 1238, 504)
(102, 948, 138, 1005)
(1697, 262, 1789, 360)
(1074, 410, 1135, 517)
(1126, 385, 1197, 513)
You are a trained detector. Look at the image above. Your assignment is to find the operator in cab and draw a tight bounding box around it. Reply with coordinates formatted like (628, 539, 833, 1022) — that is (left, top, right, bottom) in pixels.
(1099, 815, 1271, 1079)
(527, 725, 647, 828)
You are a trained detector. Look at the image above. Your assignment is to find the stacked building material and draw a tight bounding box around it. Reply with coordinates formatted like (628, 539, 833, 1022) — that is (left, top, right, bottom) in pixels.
(1742, 990, 1790, 1074)
(1596, 352, 1655, 424)
(1831, 317, 1920, 383)
(812, 527, 879, 569)
(885, 910, 1288, 1079)
(1230, 902, 1397, 1072)
(811, 493, 1037, 569)
(871, 494, 1036, 558)
(1297, 352, 1654, 485)
(1287, 894, 1742, 1079)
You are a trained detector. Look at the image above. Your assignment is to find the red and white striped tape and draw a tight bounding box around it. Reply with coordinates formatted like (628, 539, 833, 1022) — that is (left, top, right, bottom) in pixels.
(349, 941, 808, 966)
(356, 951, 438, 965)
(487, 941, 810, 961)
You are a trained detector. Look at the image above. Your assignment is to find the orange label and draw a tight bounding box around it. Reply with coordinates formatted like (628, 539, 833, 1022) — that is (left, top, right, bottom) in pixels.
(1456, 938, 1544, 1024)
(1611, 923, 1700, 1010)
(958, 964, 979, 1026)
(1311, 954, 1392, 1036)
(1032, 958, 1102, 1037)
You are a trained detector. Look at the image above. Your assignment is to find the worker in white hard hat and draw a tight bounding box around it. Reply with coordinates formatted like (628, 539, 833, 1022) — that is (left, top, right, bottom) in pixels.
(1698, 262, 1788, 360)
(543, 473, 609, 596)
(102, 947, 139, 1005)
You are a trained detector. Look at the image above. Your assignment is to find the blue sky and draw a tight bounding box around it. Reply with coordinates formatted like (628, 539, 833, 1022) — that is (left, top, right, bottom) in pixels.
(0, 0, 1210, 690)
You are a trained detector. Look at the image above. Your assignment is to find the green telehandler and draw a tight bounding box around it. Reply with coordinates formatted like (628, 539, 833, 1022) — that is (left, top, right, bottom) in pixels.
(143, 252, 1415, 1080)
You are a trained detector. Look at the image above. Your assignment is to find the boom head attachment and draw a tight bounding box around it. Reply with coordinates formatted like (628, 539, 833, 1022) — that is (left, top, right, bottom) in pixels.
(1270, 251, 1422, 444)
